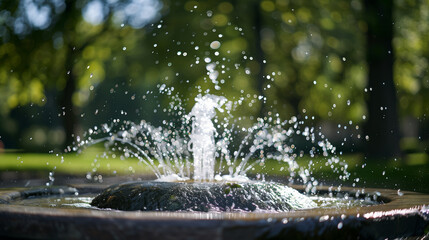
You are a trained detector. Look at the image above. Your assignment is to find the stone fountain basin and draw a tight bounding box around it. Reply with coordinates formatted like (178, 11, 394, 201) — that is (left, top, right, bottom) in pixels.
(0, 184, 428, 239)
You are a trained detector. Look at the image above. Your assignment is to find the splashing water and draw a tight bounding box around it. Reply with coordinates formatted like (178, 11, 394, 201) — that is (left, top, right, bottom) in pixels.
(76, 92, 349, 191)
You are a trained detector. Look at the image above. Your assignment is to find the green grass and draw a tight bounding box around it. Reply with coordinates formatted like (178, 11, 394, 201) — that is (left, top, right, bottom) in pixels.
(1, 149, 428, 193)
(0, 148, 153, 176)
(251, 153, 429, 193)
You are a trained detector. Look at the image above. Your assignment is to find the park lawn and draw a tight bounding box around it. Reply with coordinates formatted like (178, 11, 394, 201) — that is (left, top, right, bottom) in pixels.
(252, 153, 429, 193)
(0, 148, 153, 176)
(1, 150, 428, 192)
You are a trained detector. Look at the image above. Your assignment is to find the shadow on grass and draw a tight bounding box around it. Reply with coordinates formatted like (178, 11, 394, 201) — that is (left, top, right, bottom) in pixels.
(250, 153, 429, 193)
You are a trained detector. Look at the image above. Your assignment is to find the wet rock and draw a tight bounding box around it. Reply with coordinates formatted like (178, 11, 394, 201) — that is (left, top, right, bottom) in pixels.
(91, 181, 317, 212)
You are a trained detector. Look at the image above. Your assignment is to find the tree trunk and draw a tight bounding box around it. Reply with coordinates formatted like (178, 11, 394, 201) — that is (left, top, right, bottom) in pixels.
(57, 1, 81, 150)
(364, 0, 401, 159)
(252, 2, 266, 118)
(60, 45, 79, 149)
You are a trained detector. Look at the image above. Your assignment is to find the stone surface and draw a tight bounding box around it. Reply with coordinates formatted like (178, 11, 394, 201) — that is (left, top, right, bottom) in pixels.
(1, 184, 429, 239)
(91, 181, 317, 212)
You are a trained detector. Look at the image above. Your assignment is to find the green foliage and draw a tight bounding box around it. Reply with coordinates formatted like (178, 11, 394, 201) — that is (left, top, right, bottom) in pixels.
(257, 0, 367, 122)
(0, 0, 428, 151)
(394, 0, 429, 117)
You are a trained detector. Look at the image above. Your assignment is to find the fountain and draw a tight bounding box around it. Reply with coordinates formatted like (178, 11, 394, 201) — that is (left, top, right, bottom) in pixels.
(0, 2, 428, 238)
(1, 93, 429, 239)
(89, 94, 317, 212)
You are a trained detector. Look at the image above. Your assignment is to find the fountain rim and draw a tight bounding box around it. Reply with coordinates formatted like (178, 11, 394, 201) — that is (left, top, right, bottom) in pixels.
(1, 184, 428, 221)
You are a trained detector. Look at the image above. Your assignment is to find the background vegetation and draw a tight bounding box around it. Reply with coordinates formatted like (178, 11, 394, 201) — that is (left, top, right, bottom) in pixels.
(0, 0, 428, 190)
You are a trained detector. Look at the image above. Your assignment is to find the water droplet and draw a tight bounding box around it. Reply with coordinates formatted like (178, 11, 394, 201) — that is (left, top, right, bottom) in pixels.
(319, 215, 329, 222)
(210, 41, 221, 49)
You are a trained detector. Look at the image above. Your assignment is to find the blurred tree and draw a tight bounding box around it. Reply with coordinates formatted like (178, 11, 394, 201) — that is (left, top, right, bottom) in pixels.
(145, 0, 266, 121)
(255, 1, 367, 123)
(0, 0, 428, 156)
(394, 0, 429, 149)
(0, 0, 162, 149)
(363, 0, 401, 158)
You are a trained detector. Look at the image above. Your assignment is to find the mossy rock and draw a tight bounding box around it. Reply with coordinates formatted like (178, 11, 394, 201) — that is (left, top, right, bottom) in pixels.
(91, 182, 316, 212)
(91, 181, 316, 212)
